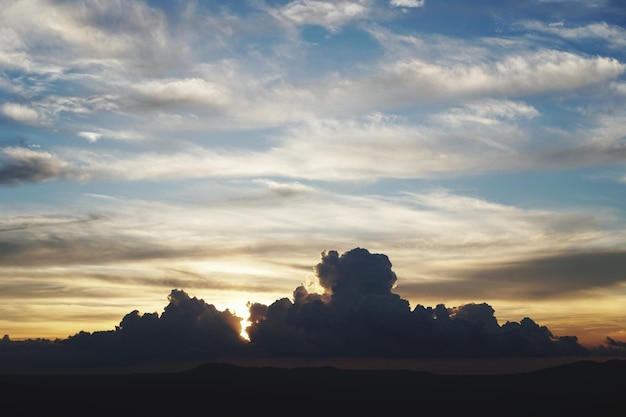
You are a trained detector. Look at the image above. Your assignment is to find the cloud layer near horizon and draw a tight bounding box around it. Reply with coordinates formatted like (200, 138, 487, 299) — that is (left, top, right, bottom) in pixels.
(4, 248, 624, 372)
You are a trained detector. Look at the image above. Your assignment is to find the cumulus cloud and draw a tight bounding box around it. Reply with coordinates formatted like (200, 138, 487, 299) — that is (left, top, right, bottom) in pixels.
(314, 248, 398, 303)
(0, 289, 247, 370)
(246, 248, 589, 358)
(0, 147, 66, 185)
(1, 248, 603, 371)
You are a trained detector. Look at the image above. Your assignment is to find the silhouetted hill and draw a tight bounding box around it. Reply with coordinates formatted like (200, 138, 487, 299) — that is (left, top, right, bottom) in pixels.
(1, 359, 625, 415)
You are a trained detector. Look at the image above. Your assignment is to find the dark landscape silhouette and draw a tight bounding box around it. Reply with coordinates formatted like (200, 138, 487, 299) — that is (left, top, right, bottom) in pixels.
(1, 359, 625, 415)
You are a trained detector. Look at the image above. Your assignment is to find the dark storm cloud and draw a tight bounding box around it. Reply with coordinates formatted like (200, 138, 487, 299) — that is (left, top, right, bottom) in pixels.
(5, 247, 626, 372)
(400, 250, 626, 301)
(0, 147, 65, 185)
(589, 337, 626, 357)
(315, 248, 398, 304)
(246, 248, 589, 358)
(0, 289, 248, 371)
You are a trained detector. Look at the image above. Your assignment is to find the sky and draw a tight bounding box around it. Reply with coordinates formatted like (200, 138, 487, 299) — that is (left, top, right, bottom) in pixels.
(1, 0, 626, 362)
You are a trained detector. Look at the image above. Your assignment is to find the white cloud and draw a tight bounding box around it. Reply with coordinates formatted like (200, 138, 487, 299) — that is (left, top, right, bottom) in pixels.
(361, 28, 625, 105)
(253, 179, 316, 197)
(341, 49, 625, 110)
(0, 102, 38, 124)
(389, 0, 425, 8)
(34, 109, 551, 183)
(432, 99, 539, 126)
(78, 132, 102, 143)
(130, 77, 233, 108)
(8, 100, 618, 185)
(613, 82, 626, 96)
(35, 95, 120, 118)
(0, 0, 179, 72)
(0, 27, 34, 72)
(521, 21, 626, 48)
(271, 0, 370, 32)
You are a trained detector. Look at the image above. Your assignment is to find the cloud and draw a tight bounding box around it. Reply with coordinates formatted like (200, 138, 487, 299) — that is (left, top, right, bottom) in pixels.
(315, 248, 398, 303)
(252, 179, 315, 198)
(0, 102, 38, 124)
(520, 20, 626, 49)
(78, 131, 102, 143)
(0, 0, 179, 73)
(389, 0, 425, 8)
(467, 250, 626, 298)
(0, 147, 66, 185)
(34, 94, 120, 119)
(247, 248, 588, 357)
(270, 0, 371, 32)
(77, 129, 146, 143)
(129, 78, 232, 109)
(0, 27, 34, 72)
(1, 248, 600, 371)
(537, 110, 626, 168)
(372, 50, 625, 101)
(432, 99, 539, 126)
(400, 249, 626, 302)
(0, 183, 613, 283)
(0, 213, 101, 233)
(590, 336, 626, 356)
(0, 289, 248, 370)
(362, 27, 625, 105)
(13, 100, 614, 185)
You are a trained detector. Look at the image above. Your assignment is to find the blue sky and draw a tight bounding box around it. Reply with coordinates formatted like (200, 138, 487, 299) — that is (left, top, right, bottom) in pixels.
(1, 0, 626, 347)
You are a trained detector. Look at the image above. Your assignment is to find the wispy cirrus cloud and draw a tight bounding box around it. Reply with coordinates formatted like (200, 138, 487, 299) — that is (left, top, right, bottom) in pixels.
(356, 50, 624, 104)
(0, 186, 615, 276)
(3, 104, 623, 185)
(267, 0, 372, 32)
(520, 20, 626, 49)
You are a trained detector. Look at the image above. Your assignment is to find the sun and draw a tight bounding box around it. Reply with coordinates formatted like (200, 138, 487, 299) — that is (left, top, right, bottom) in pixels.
(239, 317, 251, 341)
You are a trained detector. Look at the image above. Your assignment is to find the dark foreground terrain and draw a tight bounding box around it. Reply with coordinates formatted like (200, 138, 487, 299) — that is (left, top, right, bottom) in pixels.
(1, 359, 625, 415)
